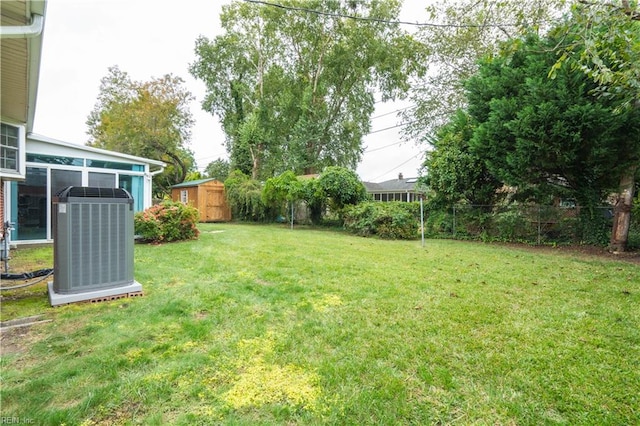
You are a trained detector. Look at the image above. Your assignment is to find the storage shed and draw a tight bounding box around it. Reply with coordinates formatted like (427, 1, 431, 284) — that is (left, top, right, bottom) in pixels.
(171, 178, 231, 222)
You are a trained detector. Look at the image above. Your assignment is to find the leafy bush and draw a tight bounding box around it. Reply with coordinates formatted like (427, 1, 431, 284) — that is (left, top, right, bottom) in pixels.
(317, 166, 370, 216)
(262, 171, 303, 220)
(574, 207, 612, 246)
(135, 201, 200, 243)
(299, 178, 325, 225)
(493, 208, 532, 241)
(344, 202, 420, 239)
(224, 171, 270, 221)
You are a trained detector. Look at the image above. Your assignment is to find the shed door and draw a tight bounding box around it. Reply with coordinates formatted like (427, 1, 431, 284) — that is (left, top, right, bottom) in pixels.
(205, 188, 225, 222)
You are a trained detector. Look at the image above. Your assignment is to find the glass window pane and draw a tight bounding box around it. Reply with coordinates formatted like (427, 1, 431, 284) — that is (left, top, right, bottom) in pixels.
(51, 169, 82, 199)
(15, 167, 48, 240)
(1, 147, 17, 170)
(86, 159, 144, 171)
(89, 172, 116, 188)
(119, 175, 144, 211)
(1, 123, 19, 147)
(1, 123, 20, 172)
(27, 153, 84, 166)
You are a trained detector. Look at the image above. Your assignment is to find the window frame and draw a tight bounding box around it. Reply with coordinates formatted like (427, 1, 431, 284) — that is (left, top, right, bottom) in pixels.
(0, 122, 26, 178)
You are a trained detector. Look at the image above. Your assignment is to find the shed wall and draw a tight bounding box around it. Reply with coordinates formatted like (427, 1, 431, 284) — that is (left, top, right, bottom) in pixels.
(171, 181, 231, 222)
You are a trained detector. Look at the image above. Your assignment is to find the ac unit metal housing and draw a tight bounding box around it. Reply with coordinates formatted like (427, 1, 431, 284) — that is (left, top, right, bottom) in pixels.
(48, 186, 142, 306)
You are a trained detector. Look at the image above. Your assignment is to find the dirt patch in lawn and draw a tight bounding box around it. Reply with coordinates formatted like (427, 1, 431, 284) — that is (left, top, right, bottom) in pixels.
(494, 242, 640, 264)
(0, 322, 47, 357)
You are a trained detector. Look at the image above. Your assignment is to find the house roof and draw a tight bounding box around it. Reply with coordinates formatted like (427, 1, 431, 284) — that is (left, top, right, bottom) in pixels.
(1, 0, 47, 131)
(27, 133, 166, 169)
(364, 176, 420, 192)
(171, 178, 220, 188)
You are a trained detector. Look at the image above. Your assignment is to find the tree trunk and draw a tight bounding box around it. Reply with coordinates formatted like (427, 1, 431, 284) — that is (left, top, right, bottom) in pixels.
(609, 164, 637, 252)
(249, 144, 262, 180)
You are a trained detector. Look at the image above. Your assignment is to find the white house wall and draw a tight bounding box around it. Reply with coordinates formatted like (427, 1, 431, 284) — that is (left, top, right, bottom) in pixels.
(4, 134, 164, 243)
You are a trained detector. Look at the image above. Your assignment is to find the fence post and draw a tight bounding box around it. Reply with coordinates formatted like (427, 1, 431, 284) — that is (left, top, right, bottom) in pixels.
(420, 196, 425, 248)
(453, 205, 457, 237)
(537, 205, 541, 245)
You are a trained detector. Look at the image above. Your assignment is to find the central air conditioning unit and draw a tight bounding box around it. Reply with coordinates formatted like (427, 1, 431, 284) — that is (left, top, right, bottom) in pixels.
(48, 186, 142, 306)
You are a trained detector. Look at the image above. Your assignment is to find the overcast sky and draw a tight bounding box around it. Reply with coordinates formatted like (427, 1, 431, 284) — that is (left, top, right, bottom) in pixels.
(33, 0, 429, 182)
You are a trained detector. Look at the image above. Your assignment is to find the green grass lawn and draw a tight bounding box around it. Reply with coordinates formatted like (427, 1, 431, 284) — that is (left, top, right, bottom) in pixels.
(1, 223, 639, 425)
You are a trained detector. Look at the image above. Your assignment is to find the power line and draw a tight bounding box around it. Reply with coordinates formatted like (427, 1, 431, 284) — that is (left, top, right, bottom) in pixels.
(370, 152, 423, 182)
(363, 140, 403, 153)
(371, 104, 416, 120)
(243, 0, 522, 28)
(369, 119, 419, 135)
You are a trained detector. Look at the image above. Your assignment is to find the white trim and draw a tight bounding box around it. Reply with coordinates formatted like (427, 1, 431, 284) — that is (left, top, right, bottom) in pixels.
(27, 133, 165, 168)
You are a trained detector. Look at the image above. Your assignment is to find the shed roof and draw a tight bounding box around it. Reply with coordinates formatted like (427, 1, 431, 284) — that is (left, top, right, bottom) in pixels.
(171, 178, 221, 188)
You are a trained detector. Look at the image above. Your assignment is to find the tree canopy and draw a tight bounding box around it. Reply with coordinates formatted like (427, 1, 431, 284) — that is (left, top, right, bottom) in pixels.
(87, 66, 196, 197)
(422, 110, 501, 206)
(422, 7, 640, 249)
(552, 0, 640, 250)
(204, 158, 231, 182)
(404, 0, 566, 141)
(466, 32, 640, 208)
(189, 0, 427, 180)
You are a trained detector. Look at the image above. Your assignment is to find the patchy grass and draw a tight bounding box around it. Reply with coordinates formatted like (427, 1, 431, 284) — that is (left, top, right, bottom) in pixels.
(1, 223, 639, 425)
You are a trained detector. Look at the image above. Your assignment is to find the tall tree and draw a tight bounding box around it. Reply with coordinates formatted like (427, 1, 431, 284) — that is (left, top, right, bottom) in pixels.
(190, 0, 427, 179)
(87, 66, 196, 197)
(204, 158, 231, 182)
(404, 0, 566, 141)
(465, 32, 640, 222)
(422, 110, 502, 206)
(551, 0, 640, 251)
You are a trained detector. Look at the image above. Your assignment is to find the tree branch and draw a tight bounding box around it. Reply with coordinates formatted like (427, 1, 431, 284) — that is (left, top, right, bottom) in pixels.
(578, 0, 640, 20)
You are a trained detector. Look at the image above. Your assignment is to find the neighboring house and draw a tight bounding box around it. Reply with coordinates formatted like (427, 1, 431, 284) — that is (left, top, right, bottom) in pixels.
(364, 173, 421, 202)
(171, 178, 231, 222)
(1, 0, 165, 246)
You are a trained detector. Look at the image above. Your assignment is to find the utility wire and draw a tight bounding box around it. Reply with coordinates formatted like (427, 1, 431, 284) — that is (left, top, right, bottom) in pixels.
(243, 0, 522, 28)
(370, 105, 416, 120)
(369, 119, 419, 135)
(370, 152, 423, 182)
(364, 140, 403, 153)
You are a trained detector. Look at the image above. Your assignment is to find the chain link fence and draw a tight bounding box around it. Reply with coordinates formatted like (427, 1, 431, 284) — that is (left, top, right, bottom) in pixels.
(423, 204, 632, 246)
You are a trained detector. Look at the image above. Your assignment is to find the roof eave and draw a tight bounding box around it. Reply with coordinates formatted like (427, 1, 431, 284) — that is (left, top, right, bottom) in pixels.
(27, 133, 167, 168)
(26, 11, 45, 132)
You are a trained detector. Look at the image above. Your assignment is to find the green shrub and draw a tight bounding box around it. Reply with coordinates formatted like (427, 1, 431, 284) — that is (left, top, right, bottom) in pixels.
(423, 208, 453, 237)
(574, 207, 612, 246)
(317, 166, 370, 220)
(344, 202, 420, 239)
(135, 201, 200, 243)
(224, 171, 270, 221)
(492, 207, 535, 242)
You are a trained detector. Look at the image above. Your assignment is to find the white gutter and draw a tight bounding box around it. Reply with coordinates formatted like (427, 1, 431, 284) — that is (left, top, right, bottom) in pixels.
(1, 9, 47, 133)
(0, 14, 44, 39)
(150, 166, 166, 177)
